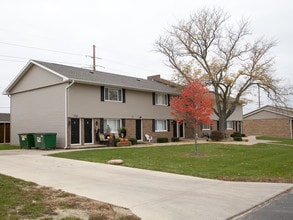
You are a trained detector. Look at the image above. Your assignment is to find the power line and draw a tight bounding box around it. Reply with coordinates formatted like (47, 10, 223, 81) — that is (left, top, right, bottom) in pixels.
(0, 41, 89, 57)
(0, 58, 25, 63)
(0, 41, 170, 77)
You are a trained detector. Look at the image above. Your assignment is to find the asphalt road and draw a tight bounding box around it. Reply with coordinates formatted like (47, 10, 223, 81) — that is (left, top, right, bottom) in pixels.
(237, 189, 293, 220)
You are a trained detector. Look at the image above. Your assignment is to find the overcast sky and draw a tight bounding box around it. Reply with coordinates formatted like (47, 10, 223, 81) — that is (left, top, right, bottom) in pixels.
(1, 0, 292, 113)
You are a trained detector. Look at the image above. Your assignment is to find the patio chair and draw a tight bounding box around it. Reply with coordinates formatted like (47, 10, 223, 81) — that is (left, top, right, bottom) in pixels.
(145, 134, 153, 142)
(99, 134, 109, 145)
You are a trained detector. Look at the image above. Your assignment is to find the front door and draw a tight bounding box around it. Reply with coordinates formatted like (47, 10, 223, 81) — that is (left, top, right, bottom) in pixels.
(179, 123, 184, 138)
(84, 118, 92, 144)
(173, 121, 178, 137)
(71, 118, 80, 144)
(136, 119, 142, 140)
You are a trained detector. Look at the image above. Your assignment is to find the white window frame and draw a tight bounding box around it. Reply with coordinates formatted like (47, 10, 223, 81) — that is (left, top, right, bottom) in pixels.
(226, 121, 233, 130)
(202, 124, 211, 130)
(104, 87, 122, 102)
(155, 93, 168, 106)
(155, 119, 168, 132)
(104, 119, 121, 133)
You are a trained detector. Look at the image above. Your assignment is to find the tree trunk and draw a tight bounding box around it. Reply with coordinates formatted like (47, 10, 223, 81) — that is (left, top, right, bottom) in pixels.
(218, 115, 226, 138)
(194, 125, 198, 154)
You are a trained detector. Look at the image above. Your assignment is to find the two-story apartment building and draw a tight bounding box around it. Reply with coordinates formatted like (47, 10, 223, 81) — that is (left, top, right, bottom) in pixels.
(3, 60, 243, 148)
(4, 60, 182, 148)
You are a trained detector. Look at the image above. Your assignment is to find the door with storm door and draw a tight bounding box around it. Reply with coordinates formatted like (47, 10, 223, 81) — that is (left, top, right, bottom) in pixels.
(84, 118, 93, 144)
(71, 118, 80, 144)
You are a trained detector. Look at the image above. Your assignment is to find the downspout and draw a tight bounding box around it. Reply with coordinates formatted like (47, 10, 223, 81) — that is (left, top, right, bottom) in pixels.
(290, 118, 293, 139)
(64, 80, 75, 149)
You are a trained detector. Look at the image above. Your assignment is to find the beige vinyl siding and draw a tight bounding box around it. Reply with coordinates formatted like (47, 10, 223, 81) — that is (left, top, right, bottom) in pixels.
(68, 84, 172, 119)
(209, 104, 243, 121)
(10, 84, 66, 147)
(10, 65, 63, 94)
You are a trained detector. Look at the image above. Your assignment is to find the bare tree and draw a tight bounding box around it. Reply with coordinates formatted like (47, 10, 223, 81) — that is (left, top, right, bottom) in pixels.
(156, 8, 287, 135)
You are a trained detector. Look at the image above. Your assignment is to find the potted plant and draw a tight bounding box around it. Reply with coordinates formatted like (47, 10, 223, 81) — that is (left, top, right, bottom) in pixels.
(118, 127, 127, 138)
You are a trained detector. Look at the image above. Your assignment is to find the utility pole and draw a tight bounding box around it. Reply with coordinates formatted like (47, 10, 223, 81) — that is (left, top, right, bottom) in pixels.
(92, 44, 96, 72)
(89, 45, 103, 72)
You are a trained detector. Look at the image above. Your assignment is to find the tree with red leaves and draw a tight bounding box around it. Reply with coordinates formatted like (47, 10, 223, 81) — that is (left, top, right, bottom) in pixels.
(170, 79, 213, 154)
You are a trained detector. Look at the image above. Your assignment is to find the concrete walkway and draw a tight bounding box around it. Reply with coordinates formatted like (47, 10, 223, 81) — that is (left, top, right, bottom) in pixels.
(0, 147, 292, 220)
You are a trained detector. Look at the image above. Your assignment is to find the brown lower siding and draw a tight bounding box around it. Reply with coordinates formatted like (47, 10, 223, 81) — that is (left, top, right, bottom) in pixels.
(125, 119, 173, 142)
(0, 123, 10, 143)
(243, 118, 292, 138)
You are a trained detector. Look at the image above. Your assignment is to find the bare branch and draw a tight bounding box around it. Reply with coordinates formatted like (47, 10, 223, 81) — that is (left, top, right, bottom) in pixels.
(155, 7, 285, 134)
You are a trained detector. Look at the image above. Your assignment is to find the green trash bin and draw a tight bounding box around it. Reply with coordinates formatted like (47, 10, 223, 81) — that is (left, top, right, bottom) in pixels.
(33, 133, 57, 149)
(18, 133, 35, 149)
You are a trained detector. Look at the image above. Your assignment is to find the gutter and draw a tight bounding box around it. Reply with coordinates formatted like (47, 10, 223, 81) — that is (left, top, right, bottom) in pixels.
(64, 80, 75, 149)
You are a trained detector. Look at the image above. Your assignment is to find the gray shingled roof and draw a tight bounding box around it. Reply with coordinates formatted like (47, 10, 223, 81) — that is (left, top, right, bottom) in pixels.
(0, 113, 10, 122)
(34, 60, 179, 94)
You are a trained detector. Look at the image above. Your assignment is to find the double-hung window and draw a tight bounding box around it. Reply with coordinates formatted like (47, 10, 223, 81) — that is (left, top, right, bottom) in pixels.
(104, 119, 121, 133)
(155, 119, 168, 132)
(104, 87, 123, 102)
(226, 121, 233, 130)
(155, 93, 168, 106)
(202, 124, 211, 130)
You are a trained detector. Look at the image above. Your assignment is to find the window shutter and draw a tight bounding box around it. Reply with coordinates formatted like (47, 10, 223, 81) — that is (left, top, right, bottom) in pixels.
(122, 118, 126, 127)
(167, 120, 170, 131)
(122, 89, 126, 103)
(152, 119, 156, 132)
(168, 94, 170, 106)
(101, 86, 104, 101)
(152, 92, 156, 105)
(100, 118, 104, 133)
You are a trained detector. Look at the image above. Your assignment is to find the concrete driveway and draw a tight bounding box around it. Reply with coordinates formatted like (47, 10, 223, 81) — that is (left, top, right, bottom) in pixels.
(0, 149, 292, 220)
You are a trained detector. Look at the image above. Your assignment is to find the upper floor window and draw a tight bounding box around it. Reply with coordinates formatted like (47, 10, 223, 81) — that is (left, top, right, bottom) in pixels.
(154, 93, 169, 106)
(104, 87, 122, 102)
(226, 121, 233, 130)
(101, 87, 125, 102)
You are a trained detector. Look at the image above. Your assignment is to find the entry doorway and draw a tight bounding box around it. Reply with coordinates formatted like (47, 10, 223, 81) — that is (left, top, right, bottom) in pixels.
(71, 118, 80, 144)
(173, 121, 185, 138)
(136, 119, 142, 141)
(173, 121, 177, 137)
(84, 118, 93, 144)
(179, 123, 184, 138)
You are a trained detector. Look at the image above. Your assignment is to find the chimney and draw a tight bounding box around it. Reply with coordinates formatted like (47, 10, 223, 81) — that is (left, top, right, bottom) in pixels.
(147, 75, 177, 87)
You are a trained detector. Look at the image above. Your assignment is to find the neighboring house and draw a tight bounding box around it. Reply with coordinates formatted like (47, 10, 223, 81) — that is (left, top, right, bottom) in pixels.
(3, 60, 243, 148)
(243, 105, 293, 139)
(0, 113, 10, 143)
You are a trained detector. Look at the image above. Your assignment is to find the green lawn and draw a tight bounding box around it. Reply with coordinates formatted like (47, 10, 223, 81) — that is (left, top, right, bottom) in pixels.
(0, 144, 19, 150)
(0, 174, 52, 219)
(0, 174, 139, 220)
(256, 136, 293, 145)
(51, 140, 293, 183)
